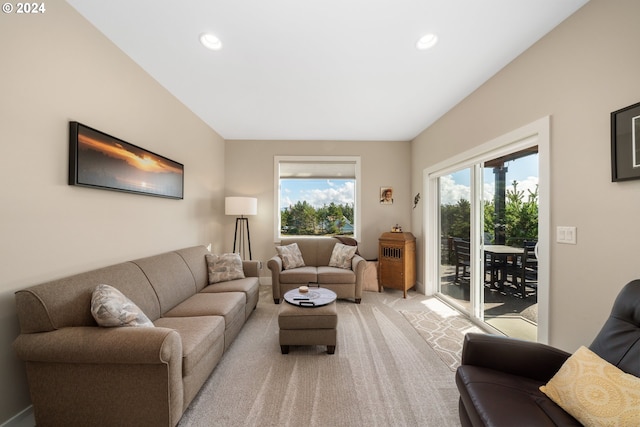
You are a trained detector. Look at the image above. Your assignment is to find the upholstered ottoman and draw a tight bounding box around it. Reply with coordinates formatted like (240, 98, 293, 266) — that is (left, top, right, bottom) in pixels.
(278, 301, 338, 354)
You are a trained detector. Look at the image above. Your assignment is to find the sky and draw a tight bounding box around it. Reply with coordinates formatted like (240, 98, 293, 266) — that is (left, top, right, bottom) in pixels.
(440, 154, 539, 205)
(280, 179, 354, 209)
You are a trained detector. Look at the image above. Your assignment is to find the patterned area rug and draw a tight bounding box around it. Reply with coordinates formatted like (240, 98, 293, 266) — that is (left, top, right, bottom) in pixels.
(400, 299, 484, 371)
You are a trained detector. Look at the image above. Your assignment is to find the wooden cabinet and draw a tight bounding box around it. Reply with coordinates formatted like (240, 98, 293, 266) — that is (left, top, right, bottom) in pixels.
(378, 232, 416, 298)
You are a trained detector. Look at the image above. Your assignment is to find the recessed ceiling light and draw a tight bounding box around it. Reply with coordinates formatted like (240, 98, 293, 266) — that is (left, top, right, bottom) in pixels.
(416, 33, 438, 50)
(200, 33, 222, 51)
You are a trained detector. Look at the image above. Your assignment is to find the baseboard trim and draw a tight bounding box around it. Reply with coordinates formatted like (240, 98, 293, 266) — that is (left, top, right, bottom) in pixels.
(1, 406, 34, 427)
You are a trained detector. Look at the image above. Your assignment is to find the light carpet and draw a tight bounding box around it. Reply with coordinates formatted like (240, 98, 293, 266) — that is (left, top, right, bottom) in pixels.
(178, 287, 461, 427)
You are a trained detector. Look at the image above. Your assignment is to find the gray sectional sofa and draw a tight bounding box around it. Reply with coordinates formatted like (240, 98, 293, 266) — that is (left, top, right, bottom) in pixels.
(12, 246, 260, 427)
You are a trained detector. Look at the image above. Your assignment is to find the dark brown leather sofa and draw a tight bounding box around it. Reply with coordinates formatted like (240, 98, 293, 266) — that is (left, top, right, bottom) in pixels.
(456, 279, 640, 426)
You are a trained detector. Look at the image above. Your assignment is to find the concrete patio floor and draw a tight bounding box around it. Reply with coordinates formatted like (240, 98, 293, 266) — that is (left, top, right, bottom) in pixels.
(439, 265, 538, 341)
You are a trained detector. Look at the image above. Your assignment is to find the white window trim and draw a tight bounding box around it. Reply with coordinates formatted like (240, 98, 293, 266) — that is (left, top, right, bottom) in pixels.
(274, 155, 361, 243)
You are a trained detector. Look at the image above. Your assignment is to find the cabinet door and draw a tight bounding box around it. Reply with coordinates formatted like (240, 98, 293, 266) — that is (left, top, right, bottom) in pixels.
(380, 244, 404, 288)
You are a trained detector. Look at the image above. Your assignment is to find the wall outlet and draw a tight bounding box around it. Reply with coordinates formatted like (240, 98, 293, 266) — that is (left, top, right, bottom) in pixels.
(556, 226, 577, 244)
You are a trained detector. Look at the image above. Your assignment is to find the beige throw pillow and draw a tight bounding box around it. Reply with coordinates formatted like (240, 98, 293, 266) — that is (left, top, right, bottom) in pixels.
(206, 253, 245, 284)
(276, 243, 305, 270)
(91, 284, 154, 328)
(540, 346, 640, 427)
(329, 243, 357, 269)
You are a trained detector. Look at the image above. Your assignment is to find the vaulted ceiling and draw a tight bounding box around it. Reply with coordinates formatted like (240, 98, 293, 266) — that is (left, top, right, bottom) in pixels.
(67, 0, 589, 141)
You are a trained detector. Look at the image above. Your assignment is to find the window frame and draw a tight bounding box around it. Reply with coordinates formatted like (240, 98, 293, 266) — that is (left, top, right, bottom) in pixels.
(274, 155, 361, 242)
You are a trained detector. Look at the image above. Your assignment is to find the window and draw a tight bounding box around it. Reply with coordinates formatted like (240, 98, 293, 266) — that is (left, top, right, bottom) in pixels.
(274, 156, 361, 240)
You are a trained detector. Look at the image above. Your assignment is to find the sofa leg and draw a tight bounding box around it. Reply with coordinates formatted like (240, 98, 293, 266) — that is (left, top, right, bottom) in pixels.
(355, 298, 361, 304)
(327, 345, 335, 354)
(274, 298, 280, 304)
(280, 345, 289, 354)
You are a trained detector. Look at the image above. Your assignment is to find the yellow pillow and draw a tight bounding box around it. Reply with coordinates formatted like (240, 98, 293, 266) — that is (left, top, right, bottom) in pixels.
(540, 346, 640, 427)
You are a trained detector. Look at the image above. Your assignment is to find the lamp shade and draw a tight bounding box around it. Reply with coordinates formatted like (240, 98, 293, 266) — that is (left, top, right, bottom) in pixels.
(225, 197, 257, 216)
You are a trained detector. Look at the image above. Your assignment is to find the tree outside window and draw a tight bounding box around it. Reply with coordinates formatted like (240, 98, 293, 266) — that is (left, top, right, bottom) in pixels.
(280, 179, 354, 236)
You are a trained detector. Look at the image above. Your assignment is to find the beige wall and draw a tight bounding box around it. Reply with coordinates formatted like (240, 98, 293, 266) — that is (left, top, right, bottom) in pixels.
(0, 3, 225, 423)
(224, 140, 412, 266)
(411, 0, 640, 352)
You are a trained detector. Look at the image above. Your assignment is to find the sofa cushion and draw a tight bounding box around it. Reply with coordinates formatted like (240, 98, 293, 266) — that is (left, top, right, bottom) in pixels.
(201, 277, 258, 295)
(132, 252, 197, 315)
(205, 253, 245, 284)
(163, 292, 245, 330)
(91, 284, 154, 328)
(540, 346, 640, 427)
(279, 266, 318, 284)
(154, 315, 224, 377)
(315, 239, 337, 266)
(276, 243, 305, 270)
(328, 243, 357, 269)
(317, 266, 356, 284)
(175, 246, 210, 292)
(201, 277, 260, 319)
(456, 365, 581, 426)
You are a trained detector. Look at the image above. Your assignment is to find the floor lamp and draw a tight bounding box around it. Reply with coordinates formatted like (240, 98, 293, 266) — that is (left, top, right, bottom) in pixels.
(225, 197, 257, 260)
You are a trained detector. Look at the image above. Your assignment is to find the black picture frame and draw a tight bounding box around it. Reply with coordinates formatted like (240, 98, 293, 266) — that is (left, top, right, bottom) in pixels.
(69, 122, 184, 199)
(611, 101, 640, 182)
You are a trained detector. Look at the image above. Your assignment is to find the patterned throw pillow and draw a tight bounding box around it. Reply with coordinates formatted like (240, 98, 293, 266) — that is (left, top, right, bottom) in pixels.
(206, 253, 245, 284)
(540, 346, 640, 427)
(275, 243, 305, 270)
(328, 243, 358, 269)
(91, 284, 154, 327)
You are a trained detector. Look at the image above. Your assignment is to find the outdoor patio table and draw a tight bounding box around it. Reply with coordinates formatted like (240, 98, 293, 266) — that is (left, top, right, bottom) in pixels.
(484, 245, 524, 288)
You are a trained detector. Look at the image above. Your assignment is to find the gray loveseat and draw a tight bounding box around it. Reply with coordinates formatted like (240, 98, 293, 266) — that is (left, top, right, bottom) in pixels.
(267, 236, 366, 304)
(12, 246, 260, 427)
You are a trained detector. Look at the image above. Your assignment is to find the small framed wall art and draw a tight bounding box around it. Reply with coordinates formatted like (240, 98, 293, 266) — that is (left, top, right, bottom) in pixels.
(380, 187, 393, 204)
(69, 122, 184, 199)
(611, 101, 640, 182)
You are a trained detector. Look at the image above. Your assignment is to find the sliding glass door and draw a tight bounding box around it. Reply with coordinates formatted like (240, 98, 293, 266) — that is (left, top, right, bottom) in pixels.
(434, 147, 540, 341)
(482, 149, 538, 340)
(438, 168, 472, 306)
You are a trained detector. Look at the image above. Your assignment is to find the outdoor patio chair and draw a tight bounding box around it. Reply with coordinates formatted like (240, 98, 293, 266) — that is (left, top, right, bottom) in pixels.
(453, 238, 501, 286)
(507, 240, 538, 298)
(452, 238, 471, 283)
(484, 251, 507, 288)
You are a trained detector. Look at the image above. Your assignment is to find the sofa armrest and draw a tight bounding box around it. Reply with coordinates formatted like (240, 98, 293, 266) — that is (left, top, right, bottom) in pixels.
(351, 255, 366, 296)
(267, 256, 283, 276)
(14, 326, 184, 426)
(242, 260, 262, 277)
(13, 326, 182, 365)
(351, 254, 366, 272)
(461, 333, 570, 382)
(267, 255, 283, 302)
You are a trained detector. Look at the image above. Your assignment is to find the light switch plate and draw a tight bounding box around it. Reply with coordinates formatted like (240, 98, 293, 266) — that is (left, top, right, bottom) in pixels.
(556, 226, 577, 244)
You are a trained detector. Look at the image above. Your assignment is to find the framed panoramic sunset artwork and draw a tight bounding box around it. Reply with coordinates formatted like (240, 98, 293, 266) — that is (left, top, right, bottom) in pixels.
(69, 122, 184, 199)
